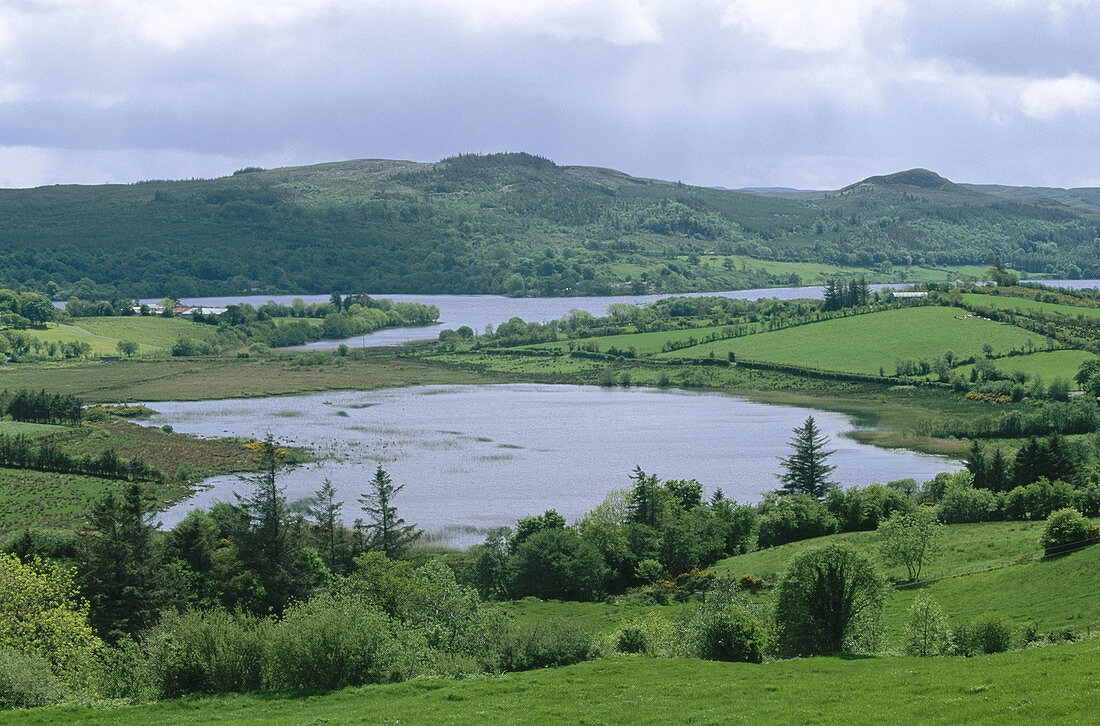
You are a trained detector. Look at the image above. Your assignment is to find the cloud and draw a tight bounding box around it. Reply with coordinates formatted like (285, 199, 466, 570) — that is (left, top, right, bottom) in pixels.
(721, 0, 902, 54)
(1018, 73, 1100, 119)
(0, 0, 1099, 188)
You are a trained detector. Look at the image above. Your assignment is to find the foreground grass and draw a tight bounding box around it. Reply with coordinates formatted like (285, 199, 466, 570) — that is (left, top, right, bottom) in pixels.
(10, 640, 1098, 725)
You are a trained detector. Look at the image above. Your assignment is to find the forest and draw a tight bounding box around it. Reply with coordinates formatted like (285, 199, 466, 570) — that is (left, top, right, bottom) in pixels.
(1, 154, 1098, 299)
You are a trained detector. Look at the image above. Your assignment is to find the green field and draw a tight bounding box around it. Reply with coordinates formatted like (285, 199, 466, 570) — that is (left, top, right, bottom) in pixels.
(71, 317, 225, 349)
(0, 467, 122, 529)
(527, 323, 740, 356)
(18, 318, 226, 358)
(0, 421, 68, 437)
(12, 640, 1098, 725)
(657, 306, 1046, 375)
(953, 349, 1097, 386)
(712, 520, 1100, 638)
(961, 293, 1100, 321)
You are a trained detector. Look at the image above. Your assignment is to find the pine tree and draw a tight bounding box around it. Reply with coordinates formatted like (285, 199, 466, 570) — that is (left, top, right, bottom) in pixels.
(80, 483, 159, 640)
(777, 416, 838, 499)
(235, 434, 304, 612)
(308, 478, 344, 570)
(965, 440, 987, 489)
(627, 465, 663, 527)
(359, 465, 420, 558)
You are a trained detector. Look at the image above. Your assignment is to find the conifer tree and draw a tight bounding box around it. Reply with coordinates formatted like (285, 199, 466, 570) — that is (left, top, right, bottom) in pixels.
(359, 465, 420, 558)
(776, 416, 838, 499)
(308, 478, 344, 570)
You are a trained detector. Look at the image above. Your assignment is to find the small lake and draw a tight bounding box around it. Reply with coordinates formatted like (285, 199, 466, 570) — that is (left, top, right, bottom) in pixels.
(143, 385, 960, 547)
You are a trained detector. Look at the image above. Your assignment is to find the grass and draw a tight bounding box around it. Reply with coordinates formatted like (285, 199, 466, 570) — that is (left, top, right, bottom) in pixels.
(0, 355, 497, 403)
(11, 640, 1099, 725)
(961, 293, 1100, 321)
(657, 306, 1046, 375)
(0, 467, 123, 530)
(0, 421, 67, 437)
(14, 318, 226, 359)
(952, 349, 1096, 387)
(0, 420, 273, 529)
(711, 519, 1100, 639)
(73, 316, 224, 349)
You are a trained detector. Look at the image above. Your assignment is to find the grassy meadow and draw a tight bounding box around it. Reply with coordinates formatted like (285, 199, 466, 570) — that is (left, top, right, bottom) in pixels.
(10, 640, 1098, 725)
(655, 306, 1044, 375)
(951, 349, 1097, 386)
(961, 292, 1100, 321)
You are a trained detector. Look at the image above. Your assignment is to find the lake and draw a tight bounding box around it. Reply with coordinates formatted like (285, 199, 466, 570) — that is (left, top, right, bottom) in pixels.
(142, 384, 960, 547)
(154, 280, 1100, 350)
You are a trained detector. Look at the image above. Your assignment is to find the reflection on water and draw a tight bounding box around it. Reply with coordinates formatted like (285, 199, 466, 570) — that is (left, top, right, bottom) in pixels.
(142, 385, 960, 547)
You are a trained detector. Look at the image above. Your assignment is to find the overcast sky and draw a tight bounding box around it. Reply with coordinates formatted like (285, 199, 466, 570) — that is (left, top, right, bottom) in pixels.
(2, 0, 1099, 189)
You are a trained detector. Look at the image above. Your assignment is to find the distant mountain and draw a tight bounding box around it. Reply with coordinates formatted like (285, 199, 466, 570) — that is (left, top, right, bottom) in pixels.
(1, 154, 1097, 298)
(739, 187, 828, 200)
(963, 184, 1100, 215)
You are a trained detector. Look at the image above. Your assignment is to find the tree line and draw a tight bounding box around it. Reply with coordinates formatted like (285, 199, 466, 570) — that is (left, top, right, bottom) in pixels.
(2, 389, 84, 425)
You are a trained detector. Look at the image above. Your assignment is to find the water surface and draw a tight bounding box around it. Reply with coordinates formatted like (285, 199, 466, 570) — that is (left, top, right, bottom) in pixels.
(143, 385, 960, 546)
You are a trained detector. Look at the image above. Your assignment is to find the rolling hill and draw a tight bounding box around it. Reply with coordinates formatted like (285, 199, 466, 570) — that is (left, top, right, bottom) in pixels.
(2, 153, 1098, 299)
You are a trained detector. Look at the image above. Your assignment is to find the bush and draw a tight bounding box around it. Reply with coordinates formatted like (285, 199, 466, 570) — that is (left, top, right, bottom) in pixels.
(1038, 507, 1099, 558)
(146, 609, 270, 697)
(496, 619, 593, 671)
(774, 543, 886, 657)
(936, 478, 999, 524)
(693, 606, 765, 663)
(265, 592, 420, 693)
(826, 484, 914, 532)
(757, 494, 838, 548)
(0, 648, 63, 710)
(954, 612, 1012, 656)
(904, 595, 952, 657)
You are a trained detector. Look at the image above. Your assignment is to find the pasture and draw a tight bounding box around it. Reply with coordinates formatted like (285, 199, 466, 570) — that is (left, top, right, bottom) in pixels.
(12, 640, 1098, 725)
(961, 293, 1100, 321)
(656, 306, 1046, 375)
(952, 349, 1096, 386)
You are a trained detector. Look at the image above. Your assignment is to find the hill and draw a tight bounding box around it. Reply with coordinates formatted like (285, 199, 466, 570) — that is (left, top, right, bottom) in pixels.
(2, 153, 1099, 299)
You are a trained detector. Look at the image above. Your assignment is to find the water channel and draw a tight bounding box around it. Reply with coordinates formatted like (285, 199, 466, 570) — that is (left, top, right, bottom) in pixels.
(143, 384, 961, 547)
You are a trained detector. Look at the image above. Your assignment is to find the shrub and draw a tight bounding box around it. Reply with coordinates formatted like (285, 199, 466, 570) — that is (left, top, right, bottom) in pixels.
(0, 553, 100, 688)
(936, 478, 999, 524)
(826, 484, 914, 532)
(609, 615, 682, 658)
(904, 595, 951, 657)
(265, 592, 420, 693)
(757, 494, 838, 548)
(1038, 507, 1099, 558)
(496, 619, 593, 671)
(954, 612, 1012, 656)
(0, 649, 63, 710)
(774, 543, 886, 657)
(693, 606, 765, 663)
(145, 609, 270, 697)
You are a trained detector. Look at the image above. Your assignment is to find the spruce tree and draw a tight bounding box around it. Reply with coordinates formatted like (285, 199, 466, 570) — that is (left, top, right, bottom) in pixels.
(80, 483, 159, 640)
(359, 465, 420, 558)
(777, 416, 838, 499)
(308, 478, 344, 570)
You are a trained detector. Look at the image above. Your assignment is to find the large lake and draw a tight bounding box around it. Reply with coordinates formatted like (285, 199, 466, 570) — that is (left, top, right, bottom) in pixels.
(143, 384, 960, 547)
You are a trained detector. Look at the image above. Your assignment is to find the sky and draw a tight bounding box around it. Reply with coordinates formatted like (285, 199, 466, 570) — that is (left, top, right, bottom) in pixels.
(1, 0, 1099, 190)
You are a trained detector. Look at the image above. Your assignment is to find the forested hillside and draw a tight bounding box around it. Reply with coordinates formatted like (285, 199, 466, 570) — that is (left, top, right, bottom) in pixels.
(2, 154, 1098, 298)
